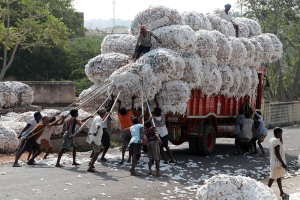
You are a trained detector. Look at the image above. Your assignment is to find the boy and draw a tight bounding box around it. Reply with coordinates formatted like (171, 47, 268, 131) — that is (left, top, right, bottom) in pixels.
(268, 127, 289, 200)
(55, 109, 92, 167)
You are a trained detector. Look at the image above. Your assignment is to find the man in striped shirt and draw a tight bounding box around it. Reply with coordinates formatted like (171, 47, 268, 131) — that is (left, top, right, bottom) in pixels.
(133, 26, 162, 61)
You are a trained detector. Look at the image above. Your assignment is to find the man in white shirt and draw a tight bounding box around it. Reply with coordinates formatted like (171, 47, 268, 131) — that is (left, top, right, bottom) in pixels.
(86, 108, 106, 172)
(219, 4, 239, 37)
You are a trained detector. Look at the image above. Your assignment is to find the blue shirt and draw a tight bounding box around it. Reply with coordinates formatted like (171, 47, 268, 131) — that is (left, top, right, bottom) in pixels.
(129, 124, 143, 144)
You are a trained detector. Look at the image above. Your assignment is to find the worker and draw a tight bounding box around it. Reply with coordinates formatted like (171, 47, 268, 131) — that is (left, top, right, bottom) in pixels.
(133, 25, 162, 61)
(219, 4, 239, 37)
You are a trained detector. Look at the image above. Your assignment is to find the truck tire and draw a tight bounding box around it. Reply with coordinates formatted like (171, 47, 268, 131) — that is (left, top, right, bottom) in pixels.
(198, 125, 216, 156)
(188, 134, 199, 155)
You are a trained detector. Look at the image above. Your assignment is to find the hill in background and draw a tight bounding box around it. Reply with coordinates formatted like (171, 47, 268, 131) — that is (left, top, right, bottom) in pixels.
(85, 18, 131, 29)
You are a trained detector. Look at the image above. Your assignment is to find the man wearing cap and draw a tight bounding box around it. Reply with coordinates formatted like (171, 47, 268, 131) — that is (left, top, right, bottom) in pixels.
(219, 4, 239, 37)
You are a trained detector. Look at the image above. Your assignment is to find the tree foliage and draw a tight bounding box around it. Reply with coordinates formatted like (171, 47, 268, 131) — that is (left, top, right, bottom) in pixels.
(241, 0, 300, 101)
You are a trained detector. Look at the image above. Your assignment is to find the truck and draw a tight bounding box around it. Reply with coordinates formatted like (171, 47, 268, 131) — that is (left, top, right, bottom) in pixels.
(164, 67, 266, 156)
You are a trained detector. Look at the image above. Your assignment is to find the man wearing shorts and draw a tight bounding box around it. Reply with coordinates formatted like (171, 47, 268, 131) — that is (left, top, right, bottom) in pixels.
(86, 109, 106, 172)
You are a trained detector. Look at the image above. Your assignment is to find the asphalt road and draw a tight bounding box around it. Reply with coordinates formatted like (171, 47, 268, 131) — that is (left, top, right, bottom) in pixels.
(0, 125, 299, 200)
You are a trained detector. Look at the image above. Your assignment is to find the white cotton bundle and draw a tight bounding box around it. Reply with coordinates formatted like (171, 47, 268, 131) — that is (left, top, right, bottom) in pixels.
(181, 53, 203, 89)
(228, 66, 242, 96)
(239, 37, 256, 67)
(181, 11, 212, 31)
(0, 121, 26, 136)
(152, 25, 197, 55)
(264, 33, 283, 62)
(201, 65, 223, 96)
(250, 68, 259, 94)
(0, 124, 19, 153)
(206, 14, 235, 37)
(254, 35, 275, 63)
(219, 65, 234, 96)
(157, 80, 190, 114)
(0, 82, 33, 109)
(195, 30, 218, 64)
(3, 111, 35, 122)
(250, 39, 264, 67)
(136, 48, 185, 81)
(101, 34, 137, 56)
(211, 31, 232, 65)
(235, 17, 262, 37)
(196, 174, 277, 200)
(236, 66, 253, 98)
(85, 53, 129, 84)
(228, 37, 247, 67)
(232, 19, 250, 38)
(130, 5, 183, 35)
(79, 84, 109, 113)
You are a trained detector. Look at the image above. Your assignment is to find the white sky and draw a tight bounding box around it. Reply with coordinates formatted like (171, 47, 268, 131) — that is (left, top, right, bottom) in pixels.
(73, 0, 238, 20)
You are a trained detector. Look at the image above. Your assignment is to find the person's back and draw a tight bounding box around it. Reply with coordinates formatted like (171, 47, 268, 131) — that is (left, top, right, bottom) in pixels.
(240, 118, 254, 139)
(219, 9, 232, 21)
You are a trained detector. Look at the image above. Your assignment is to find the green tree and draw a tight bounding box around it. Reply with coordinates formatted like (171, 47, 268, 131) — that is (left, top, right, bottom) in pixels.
(0, 0, 71, 81)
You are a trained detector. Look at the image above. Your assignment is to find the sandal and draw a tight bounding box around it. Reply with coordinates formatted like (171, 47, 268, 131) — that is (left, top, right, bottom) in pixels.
(281, 193, 289, 200)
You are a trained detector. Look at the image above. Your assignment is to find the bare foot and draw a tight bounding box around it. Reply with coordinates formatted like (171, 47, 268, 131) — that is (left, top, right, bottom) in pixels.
(55, 164, 64, 168)
(72, 162, 80, 166)
(156, 171, 161, 177)
(12, 163, 22, 167)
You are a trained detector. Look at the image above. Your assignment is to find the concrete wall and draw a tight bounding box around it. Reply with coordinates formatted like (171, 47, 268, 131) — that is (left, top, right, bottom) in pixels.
(264, 101, 300, 127)
(22, 81, 75, 105)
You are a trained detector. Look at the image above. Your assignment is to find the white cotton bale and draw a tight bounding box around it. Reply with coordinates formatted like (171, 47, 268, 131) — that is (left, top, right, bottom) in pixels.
(224, 20, 236, 37)
(196, 174, 277, 200)
(254, 35, 275, 63)
(219, 65, 234, 96)
(136, 48, 185, 81)
(101, 34, 137, 56)
(235, 17, 261, 37)
(181, 53, 203, 89)
(236, 66, 253, 98)
(0, 124, 19, 153)
(0, 121, 26, 136)
(12, 82, 34, 106)
(157, 80, 190, 114)
(232, 19, 250, 38)
(85, 53, 129, 84)
(239, 37, 256, 67)
(264, 33, 283, 62)
(181, 11, 212, 31)
(250, 39, 264, 67)
(201, 65, 223, 96)
(228, 37, 247, 67)
(152, 25, 197, 55)
(108, 64, 142, 106)
(207, 14, 235, 37)
(228, 66, 242, 96)
(3, 111, 34, 122)
(250, 68, 259, 94)
(211, 31, 232, 65)
(195, 30, 218, 64)
(130, 5, 183, 35)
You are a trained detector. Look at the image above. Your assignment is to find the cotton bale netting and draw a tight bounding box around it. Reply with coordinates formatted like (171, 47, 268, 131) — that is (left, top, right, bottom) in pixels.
(0, 81, 34, 109)
(181, 53, 203, 89)
(101, 34, 137, 56)
(250, 39, 264, 66)
(239, 37, 256, 67)
(130, 5, 183, 35)
(206, 14, 235, 37)
(195, 30, 218, 64)
(85, 53, 129, 84)
(264, 33, 283, 62)
(152, 25, 197, 55)
(0, 124, 19, 153)
(236, 66, 253, 98)
(219, 65, 234, 96)
(136, 48, 185, 81)
(228, 66, 242, 96)
(211, 31, 232, 65)
(254, 34, 275, 64)
(232, 18, 250, 38)
(201, 65, 223, 96)
(157, 80, 190, 114)
(79, 84, 109, 113)
(181, 11, 212, 31)
(196, 174, 277, 200)
(235, 17, 261, 37)
(228, 37, 247, 67)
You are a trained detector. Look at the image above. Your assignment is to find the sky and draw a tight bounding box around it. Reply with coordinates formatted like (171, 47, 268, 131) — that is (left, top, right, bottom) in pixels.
(73, 0, 238, 21)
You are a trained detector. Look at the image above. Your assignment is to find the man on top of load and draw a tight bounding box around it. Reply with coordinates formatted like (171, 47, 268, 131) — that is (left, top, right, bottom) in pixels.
(219, 4, 239, 37)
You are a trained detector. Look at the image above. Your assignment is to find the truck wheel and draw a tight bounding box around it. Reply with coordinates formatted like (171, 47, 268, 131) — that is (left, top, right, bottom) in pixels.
(188, 134, 199, 155)
(198, 125, 216, 156)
